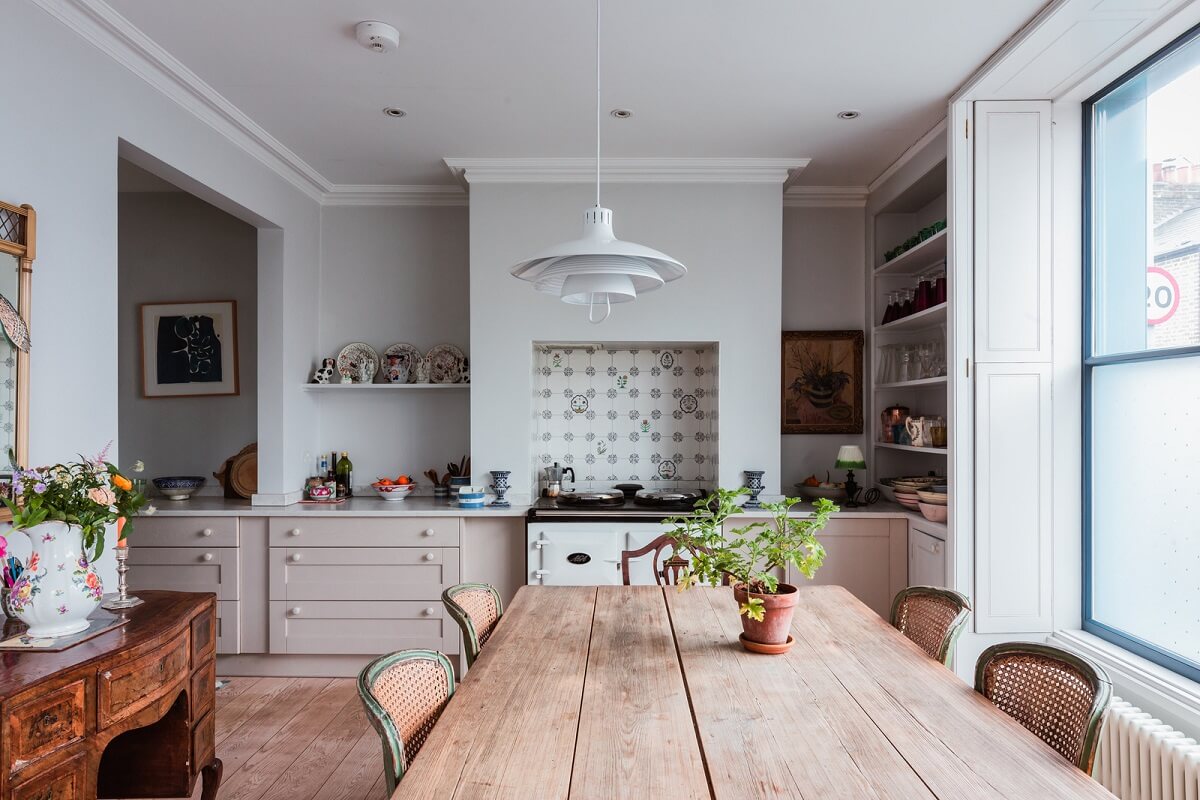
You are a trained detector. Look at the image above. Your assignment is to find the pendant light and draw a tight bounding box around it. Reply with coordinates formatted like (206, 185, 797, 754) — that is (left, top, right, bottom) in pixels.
(509, 0, 686, 323)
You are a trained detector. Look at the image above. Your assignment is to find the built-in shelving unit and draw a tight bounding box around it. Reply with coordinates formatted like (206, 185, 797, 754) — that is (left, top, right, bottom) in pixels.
(304, 383, 469, 392)
(875, 376, 947, 391)
(873, 302, 947, 333)
(874, 443, 947, 454)
(873, 228, 947, 276)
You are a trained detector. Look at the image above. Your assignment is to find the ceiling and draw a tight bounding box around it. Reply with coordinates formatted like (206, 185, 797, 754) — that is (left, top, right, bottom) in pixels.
(105, 0, 1048, 188)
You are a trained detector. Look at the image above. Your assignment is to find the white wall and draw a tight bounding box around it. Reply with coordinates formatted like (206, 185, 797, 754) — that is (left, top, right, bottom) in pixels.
(468, 182, 783, 500)
(780, 207, 866, 488)
(317, 206, 470, 488)
(118, 191, 258, 483)
(2, 2, 321, 505)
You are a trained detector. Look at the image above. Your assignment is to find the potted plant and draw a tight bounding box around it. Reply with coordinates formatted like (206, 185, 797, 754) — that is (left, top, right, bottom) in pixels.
(1, 449, 149, 637)
(668, 488, 837, 654)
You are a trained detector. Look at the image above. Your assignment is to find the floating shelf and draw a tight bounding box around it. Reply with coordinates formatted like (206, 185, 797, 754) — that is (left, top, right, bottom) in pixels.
(874, 303, 947, 333)
(874, 229, 947, 276)
(304, 383, 469, 391)
(874, 442, 947, 454)
(875, 376, 948, 391)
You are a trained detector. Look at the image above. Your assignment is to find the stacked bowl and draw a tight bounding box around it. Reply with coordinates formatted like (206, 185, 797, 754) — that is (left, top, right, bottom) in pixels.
(456, 486, 487, 509)
(916, 485, 948, 522)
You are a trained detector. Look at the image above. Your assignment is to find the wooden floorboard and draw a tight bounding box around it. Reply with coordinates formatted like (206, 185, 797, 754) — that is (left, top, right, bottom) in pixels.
(181, 676, 386, 800)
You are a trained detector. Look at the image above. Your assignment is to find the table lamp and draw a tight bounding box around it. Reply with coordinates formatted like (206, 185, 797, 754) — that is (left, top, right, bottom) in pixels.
(835, 445, 866, 507)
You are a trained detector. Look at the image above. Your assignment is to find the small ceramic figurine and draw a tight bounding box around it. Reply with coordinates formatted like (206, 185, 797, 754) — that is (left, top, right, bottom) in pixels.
(313, 357, 335, 384)
(461, 358, 470, 384)
(414, 355, 431, 384)
(385, 355, 409, 384)
(357, 360, 374, 384)
(339, 366, 354, 384)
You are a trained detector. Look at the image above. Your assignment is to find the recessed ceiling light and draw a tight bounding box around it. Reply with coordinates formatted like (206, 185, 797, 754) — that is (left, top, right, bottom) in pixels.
(382, 107, 407, 118)
(610, 108, 633, 119)
(837, 110, 861, 120)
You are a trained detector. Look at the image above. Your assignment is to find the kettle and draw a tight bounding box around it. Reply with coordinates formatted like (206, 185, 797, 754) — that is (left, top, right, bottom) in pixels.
(543, 462, 576, 497)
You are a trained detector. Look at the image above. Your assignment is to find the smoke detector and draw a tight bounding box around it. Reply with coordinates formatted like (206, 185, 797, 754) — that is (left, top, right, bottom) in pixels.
(355, 21, 400, 53)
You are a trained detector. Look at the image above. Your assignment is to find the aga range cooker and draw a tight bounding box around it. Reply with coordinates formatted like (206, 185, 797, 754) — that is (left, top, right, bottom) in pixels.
(525, 488, 707, 586)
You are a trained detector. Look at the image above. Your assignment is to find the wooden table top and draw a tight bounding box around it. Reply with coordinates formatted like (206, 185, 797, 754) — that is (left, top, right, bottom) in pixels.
(393, 585, 1114, 799)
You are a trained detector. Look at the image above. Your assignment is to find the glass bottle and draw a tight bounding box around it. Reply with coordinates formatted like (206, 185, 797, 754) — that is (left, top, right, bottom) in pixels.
(933, 267, 947, 306)
(881, 292, 898, 325)
(914, 273, 933, 313)
(900, 288, 915, 319)
(336, 451, 354, 498)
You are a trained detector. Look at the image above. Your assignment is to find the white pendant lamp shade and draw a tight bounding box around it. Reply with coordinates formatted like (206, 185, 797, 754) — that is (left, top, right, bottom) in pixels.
(511, 207, 685, 310)
(507, 0, 686, 322)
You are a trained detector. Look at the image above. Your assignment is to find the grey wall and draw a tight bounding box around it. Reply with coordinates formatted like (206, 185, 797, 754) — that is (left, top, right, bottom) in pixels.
(781, 206, 867, 489)
(317, 206, 470, 488)
(118, 192, 258, 482)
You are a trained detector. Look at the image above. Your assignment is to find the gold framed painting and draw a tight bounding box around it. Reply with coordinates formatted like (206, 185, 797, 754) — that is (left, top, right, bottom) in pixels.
(781, 330, 864, 434)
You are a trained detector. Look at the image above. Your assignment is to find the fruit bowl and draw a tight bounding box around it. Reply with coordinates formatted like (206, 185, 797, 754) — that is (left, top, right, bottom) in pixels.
(152, 476, 206, 501)
(372, 482, 416, 502)
(794, 484, 845, 501)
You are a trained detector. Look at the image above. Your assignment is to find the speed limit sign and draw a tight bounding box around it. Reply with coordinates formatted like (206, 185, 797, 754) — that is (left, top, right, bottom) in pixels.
(1147, 266, 1179, 326)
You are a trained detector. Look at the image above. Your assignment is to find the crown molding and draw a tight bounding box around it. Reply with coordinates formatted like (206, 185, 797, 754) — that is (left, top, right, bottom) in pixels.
(444, 158, 810, 186)
(32, 0, 330, 202)
(783, 186, 869, 208)
(867, 118, 948, 194)
(322, 185, 468, 207)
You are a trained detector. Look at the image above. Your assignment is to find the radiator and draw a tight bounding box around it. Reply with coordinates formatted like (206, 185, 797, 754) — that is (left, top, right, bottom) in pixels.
(1094, 697, 1200, 800)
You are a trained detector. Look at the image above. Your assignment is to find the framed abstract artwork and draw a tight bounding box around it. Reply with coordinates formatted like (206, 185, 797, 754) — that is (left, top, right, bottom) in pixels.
(140, 300, 239, 398)
(781, 330, 863, 434)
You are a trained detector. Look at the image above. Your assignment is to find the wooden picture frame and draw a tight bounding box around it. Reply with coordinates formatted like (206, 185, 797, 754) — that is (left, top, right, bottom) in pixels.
(0, 201, 35, 522)
(781, 330, 864, 434)
(140, 300, 239, 398)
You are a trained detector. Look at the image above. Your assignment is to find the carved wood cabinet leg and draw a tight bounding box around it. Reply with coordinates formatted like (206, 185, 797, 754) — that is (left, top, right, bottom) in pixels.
(200, 758, 223, 800)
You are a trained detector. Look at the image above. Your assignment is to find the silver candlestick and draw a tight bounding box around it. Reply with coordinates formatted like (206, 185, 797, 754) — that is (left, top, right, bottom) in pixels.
(102, 546, 143, 609)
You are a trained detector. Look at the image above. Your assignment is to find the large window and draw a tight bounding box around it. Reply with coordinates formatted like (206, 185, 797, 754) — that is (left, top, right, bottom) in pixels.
(1085, 24, 1200, 683)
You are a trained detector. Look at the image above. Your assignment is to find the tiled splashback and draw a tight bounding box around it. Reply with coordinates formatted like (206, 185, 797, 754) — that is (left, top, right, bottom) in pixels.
(533, 346, 718, 491)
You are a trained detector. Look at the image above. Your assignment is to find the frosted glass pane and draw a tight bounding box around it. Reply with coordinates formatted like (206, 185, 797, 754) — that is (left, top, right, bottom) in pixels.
(1091, 357, 1200, 666)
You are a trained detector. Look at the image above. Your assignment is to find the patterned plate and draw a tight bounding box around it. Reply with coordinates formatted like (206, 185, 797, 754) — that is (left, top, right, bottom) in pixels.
(383, 343, 423, 384)
(336, 342, 380, 382)
(426, 344, 466, 384)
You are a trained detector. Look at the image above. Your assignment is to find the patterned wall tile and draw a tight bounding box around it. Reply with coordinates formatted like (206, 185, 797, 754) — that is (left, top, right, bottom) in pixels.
(533, 346, 717, 491)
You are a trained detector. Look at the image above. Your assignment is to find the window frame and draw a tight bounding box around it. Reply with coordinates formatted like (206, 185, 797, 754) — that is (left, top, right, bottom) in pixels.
(1082, 20, 1200, 685)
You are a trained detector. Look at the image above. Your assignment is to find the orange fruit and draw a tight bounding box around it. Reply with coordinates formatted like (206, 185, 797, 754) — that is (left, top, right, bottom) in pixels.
(396, 475, 411, 485)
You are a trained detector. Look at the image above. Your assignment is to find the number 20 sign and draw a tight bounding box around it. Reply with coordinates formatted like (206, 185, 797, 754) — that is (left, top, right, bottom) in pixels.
(1147, 266, 1180, 326)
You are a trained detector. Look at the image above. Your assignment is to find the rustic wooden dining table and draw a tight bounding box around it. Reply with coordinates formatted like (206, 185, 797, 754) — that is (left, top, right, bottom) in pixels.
(392, 585, 1115, 799)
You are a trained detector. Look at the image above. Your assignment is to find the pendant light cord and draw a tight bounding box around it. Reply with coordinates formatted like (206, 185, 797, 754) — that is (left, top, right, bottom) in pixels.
(595, 0, 601, 209)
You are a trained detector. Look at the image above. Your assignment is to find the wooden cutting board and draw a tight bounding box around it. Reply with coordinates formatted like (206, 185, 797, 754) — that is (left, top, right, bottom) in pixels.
(215, 443, 257, 499)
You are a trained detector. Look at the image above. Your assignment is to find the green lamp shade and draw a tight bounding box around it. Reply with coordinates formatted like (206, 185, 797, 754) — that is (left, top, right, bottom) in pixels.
(835, 445, 866, 470)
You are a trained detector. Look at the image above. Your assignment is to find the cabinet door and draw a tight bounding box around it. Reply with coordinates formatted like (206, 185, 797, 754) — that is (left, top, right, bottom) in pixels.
(908, 528, 946, 588)
(269, 600, 458, 654)
(126, 547, 239, 600)
(269, 547, 459, 601)
(786, 519, 906, 619)
(974, 362, 1052, 633)
(973, 100, 1051, 363)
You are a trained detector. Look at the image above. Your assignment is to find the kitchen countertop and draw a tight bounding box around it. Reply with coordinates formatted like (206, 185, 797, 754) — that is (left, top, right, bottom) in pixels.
(734, 499, 947, 536)
(144, 495, 530, 518)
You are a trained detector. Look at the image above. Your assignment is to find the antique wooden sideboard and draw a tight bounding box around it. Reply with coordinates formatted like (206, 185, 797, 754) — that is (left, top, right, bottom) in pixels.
(0, 591, 221, 800)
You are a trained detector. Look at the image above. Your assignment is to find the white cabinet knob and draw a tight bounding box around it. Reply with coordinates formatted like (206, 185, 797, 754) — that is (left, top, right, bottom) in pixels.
(201, 553, 214, 562)
(423, 552, 436, 562)
(289, 607, 302, 617)
(201, 528, 213, 537)
(423, 607, 436, 617)
(422, 528, 435, 537)
(290, 553, 303, 562)
(289, 528, 301, 537)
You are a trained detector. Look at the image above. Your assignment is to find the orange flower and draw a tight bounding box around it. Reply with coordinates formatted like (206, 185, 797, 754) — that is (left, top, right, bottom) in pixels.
(112, 474, 132, 492)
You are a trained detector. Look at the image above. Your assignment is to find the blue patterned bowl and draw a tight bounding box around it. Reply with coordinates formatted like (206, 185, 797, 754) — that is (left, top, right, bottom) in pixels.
(152, 476, 207, 500)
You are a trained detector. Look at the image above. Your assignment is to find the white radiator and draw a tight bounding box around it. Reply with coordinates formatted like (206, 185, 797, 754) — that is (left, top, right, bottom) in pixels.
(1094, 697, 1200, 800)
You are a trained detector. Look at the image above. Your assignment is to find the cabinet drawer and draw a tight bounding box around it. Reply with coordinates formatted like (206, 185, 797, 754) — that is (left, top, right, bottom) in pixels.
(192, 709, 215, 776)
(190, 658, 216, 722)
(270, 600, 458, 654)
(97, 637, 189, 728)
(134, 516, 238, 547)
(269, 517, 461, 548)
(191, 605, 217, 666)
(6, 681, 86, 770)
(11, 751, 86, 800)
(126, 547, 239, 600)
(270, 547, 459, 601)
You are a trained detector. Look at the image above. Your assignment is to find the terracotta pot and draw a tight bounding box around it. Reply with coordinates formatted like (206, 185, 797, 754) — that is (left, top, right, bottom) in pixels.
(733, 582, 799, 648)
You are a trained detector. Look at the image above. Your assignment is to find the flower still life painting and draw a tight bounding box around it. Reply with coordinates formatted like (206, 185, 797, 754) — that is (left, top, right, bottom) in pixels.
(140, 300, 239, 397)
(781, 330, 863, 434)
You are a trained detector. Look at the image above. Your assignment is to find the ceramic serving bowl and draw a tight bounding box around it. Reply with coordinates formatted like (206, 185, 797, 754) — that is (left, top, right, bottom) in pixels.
(918, 502, 948, 523)
(456, 486, 487, 508)
(893, 492, 921, 509)
(372, 483, 416, 502)
(152, 476, 206, 500)
(917, 490, 948, 505)
(794, 484, 845, 501)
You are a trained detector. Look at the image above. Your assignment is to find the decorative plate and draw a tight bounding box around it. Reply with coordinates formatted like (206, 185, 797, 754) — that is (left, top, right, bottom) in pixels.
(426, 344, 466, 384)
(337, 342, 380, 382)
(383, 343, 423, 384)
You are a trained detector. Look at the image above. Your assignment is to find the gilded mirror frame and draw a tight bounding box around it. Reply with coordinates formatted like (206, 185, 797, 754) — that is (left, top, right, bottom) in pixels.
(0, 200, 34, 521)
